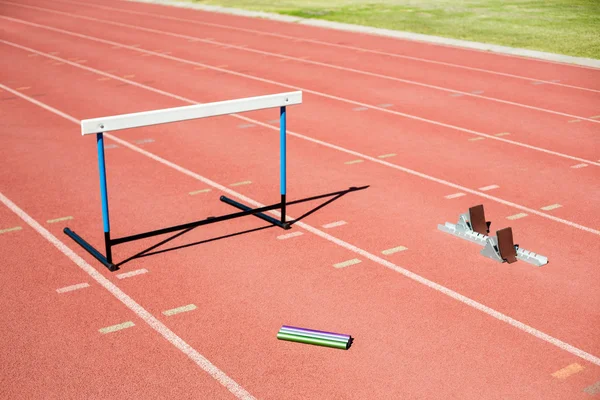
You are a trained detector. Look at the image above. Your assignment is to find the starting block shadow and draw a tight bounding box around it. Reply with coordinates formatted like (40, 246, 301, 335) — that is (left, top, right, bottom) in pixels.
(80, 185, 369, 270)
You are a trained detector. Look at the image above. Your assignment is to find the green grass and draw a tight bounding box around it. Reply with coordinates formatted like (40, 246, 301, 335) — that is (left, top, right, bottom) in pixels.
(187, 0, 600, 59)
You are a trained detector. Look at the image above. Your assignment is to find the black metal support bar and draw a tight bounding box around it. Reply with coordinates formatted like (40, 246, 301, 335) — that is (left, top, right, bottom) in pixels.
(281, 194, 286, 224)
(220, 196, 291, 230)
(104, 231, 112, 264)
(64, 228, 118, 271)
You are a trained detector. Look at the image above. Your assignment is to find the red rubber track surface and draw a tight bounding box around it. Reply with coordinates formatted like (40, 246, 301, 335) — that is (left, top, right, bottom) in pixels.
(1, 0, 599, 398)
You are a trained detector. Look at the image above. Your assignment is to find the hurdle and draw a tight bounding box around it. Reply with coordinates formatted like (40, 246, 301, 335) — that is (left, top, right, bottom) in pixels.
(64, 91, 302, 271)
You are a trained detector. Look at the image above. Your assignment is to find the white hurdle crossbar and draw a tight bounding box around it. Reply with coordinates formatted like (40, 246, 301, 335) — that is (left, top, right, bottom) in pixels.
(65, 91, 302, 271)
(81, 91, 302, 134)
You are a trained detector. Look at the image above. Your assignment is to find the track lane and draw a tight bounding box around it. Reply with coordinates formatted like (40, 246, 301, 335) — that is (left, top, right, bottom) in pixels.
(58, 0, 600, 90)
(14, 0, 600, 120)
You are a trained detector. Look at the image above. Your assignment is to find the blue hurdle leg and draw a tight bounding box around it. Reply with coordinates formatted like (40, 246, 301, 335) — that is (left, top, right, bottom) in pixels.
(97, 132, 112, 263)
(280, 106, 286, 224)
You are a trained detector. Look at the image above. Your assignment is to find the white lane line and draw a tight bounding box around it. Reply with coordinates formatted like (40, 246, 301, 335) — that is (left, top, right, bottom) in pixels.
(507, 213, 528, 220)
(5, 94, 600, 369)
(47, 216, 73, 223)
(382, 246, 408, 255)
(571, 163, 588, 169)
(333, 258, 361, 268)
(344, 159, 364, 164)
(2, 20, 599, 167)
(322, 220, 347, 229)
(478, 184, 499, 191)
(99, 321, 135, 334)
(230, 180, 252, 187)
(445, 193, 466, 199)
(116, 268, 148, 279)
(277, 231, 303, 240)
(3, 77, 599, 237)
(189, 188, 211, 195)
(56, 282, 90, 293)
(541, 204, 562, 211)
(0, 226, 22, 234)
(377, 153, 396, 159)
(0, 191, 255, 399)
(163, 304, 197, 316)
(37, 0, 600, 92)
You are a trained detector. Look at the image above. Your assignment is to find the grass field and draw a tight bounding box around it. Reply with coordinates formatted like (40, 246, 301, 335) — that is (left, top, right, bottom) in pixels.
(187, 0, 600, 59)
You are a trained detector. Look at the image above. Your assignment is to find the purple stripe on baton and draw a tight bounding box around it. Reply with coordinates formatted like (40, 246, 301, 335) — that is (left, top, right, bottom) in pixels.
(282, 325, 351, 340)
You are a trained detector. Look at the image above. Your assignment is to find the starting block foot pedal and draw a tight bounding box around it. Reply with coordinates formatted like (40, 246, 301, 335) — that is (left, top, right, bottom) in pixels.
(481, 227, 517, 264)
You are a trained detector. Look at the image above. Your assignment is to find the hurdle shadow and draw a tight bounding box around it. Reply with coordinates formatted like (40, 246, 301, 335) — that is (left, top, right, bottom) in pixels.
(115, 185, 369, 268)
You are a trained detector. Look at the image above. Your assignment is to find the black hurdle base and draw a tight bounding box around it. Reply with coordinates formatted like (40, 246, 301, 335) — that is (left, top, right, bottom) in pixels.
(64, 228, 118, 271)
(64, 186, 367, 271)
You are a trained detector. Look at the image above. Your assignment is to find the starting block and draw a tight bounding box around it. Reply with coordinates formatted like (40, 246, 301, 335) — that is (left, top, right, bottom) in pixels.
(438, 205, 548, 267)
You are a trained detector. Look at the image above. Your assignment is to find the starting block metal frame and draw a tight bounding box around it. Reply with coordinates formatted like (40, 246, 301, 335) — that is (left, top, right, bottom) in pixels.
(64, 91, 302, 271)
(438, 205, 548, 267)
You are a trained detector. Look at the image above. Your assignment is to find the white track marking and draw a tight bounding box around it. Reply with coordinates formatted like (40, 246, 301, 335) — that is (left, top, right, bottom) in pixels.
(189, 188, 212, 195)
(344, 159, 364, 165)
(495, 132, 511, 137)
(333, 258, 362, 268)
(322, 221, 347, 229)
(0, 226, 22, 234)
(583, 381, 600, 395)
(377, 153, 396, 158)
(468, 137, 485, 141)
(2, 20, 599, 167)
(1, 69, 598, 236)
(163, 304, 197, 316)
(56, 282, 90, 293)
(571, 163, 588, 169)
(382, 246, 408, 255)
(0, 191, 255, 399)
(99, 321, 135, 334)
(230, 180, 252, 187)
(478, 185, 499, 191)
(445, 193, 466, 199)
(4, 4, 599, 124)
(507, 213, 528, 220)
(540, 204, 562, 211)
(47, 216, 73, 223)
(3, 90, 600, 369)
(27, 0, 600, 93)
(116, 269, 149, 279)
(551, 363, 584, 379)
(277, 231, 303, 240)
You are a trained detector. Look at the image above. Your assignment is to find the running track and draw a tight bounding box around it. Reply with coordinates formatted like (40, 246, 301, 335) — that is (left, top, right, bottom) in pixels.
(0, 0, 599, 398)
